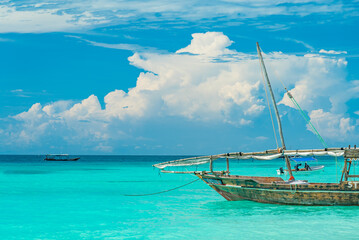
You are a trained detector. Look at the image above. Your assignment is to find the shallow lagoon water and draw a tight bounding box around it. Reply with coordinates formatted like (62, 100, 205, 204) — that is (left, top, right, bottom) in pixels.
(0, 155, 358, 240)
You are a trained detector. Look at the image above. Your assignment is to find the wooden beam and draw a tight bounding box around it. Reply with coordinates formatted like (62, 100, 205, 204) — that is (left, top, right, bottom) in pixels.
(347, 175, 359, 178)
(226, 157, 229, 173)
(340, 159, 347, 183)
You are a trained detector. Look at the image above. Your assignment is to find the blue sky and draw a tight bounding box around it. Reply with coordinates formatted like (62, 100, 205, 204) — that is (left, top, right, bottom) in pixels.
(1, 0, 359, 154)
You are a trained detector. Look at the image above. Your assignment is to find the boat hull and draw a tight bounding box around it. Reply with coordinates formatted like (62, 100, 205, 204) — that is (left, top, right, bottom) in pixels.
(196, 173, 359, 206)
(45, 157, 80, 161)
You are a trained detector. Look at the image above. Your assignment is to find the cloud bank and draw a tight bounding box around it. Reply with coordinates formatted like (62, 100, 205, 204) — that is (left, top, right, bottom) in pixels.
(1, 32, 358, 152)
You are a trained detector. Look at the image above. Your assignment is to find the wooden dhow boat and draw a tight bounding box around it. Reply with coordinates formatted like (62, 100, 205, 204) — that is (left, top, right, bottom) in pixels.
(153, 43, 359, 206)
(154, 148, 359, 205)
(44, 154, 80, 161)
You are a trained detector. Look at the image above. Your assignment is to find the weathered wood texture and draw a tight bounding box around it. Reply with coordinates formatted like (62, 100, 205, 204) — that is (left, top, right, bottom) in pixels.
(344, 149, 359, 159)
(196, 173, 359, 206)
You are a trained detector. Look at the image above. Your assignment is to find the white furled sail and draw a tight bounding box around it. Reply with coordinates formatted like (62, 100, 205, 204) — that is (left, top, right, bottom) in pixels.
(154, 156, 214, 169)
(153, 148, 345, 172)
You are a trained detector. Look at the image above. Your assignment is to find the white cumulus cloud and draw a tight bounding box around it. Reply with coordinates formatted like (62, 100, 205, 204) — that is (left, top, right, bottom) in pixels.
(309, 109, 355, 141)
(319, 49, 347, 55)
(2, 31, 358, 151)
(176, 32, 236, 57)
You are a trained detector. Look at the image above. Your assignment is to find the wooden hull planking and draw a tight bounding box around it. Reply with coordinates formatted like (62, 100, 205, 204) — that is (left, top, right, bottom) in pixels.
(196, 173, 359, 206)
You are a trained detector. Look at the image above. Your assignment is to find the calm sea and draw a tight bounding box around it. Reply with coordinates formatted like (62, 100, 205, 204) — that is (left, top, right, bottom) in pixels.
(0, 155, 358, 240)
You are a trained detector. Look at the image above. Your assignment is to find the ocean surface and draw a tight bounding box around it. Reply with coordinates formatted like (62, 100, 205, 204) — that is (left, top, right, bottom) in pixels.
(0, 155, 358, 240)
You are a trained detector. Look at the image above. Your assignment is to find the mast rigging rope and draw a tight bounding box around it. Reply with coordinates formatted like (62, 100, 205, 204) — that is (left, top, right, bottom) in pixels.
(287, 92, 328, 148)
(258, 47, 328, 149)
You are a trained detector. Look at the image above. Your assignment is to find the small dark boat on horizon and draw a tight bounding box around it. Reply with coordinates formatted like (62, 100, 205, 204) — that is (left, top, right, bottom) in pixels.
(44, 154, 80, 161)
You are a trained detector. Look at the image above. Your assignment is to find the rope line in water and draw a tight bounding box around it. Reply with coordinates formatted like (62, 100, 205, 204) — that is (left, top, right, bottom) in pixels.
(123, 178, 200, 196)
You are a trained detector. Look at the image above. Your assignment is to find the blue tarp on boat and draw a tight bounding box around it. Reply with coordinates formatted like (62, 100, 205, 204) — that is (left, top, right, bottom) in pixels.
(291, 157, 317, 162)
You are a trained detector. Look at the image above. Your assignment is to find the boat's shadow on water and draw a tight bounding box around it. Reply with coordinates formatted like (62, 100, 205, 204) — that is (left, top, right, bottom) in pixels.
(202, 200, 359, 217)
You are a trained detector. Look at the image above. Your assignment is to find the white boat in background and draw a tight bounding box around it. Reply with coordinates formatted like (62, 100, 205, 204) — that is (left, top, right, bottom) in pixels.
(277, 157, 325, 175)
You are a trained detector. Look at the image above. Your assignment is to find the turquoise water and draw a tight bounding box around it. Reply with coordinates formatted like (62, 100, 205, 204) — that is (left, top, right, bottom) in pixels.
(0, 155, 358, 240)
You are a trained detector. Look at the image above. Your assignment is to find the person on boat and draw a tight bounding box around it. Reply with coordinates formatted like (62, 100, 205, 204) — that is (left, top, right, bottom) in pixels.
(294, 163, 301, 171)
(305, 163, 312, 171)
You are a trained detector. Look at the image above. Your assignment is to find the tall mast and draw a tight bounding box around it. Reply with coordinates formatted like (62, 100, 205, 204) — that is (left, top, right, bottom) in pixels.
(256, 42, 294, 180)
